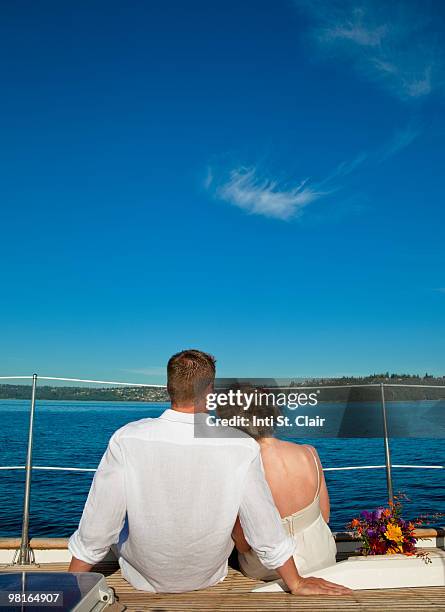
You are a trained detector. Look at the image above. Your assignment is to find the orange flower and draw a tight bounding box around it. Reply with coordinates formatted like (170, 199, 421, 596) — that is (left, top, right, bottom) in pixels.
(351, 519, 360, 528)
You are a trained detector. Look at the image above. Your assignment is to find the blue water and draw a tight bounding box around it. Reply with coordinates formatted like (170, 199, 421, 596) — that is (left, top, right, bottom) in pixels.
(0, 400, 443, 536)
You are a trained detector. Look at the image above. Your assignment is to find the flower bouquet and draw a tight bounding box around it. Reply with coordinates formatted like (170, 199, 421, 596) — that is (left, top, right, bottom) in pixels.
(347, 496, 430, 561)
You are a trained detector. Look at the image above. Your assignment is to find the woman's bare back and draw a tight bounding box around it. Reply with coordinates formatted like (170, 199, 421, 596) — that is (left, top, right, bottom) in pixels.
(231, 438, 330, 554)
(259, 439, 329, 520)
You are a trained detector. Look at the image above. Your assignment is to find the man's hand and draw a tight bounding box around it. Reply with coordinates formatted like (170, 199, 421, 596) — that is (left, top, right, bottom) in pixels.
(276, 556, 351, 596)
(290, 576, 352, 596)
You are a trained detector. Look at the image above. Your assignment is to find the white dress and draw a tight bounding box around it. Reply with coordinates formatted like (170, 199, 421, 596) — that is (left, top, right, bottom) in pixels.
(238, 446, 337, 580)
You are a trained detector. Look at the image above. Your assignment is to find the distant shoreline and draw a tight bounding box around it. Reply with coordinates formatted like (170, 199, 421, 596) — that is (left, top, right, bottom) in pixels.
(1, 375, 444, 402)
(0, 397, 168, 405)
(0, 384, 169, 402)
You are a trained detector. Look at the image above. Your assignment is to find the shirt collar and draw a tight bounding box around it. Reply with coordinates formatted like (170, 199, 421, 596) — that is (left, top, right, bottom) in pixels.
(159, 408, 209, 424)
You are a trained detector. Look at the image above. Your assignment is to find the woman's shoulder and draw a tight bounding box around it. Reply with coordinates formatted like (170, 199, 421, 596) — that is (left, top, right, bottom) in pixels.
(274, 439, 317, 459)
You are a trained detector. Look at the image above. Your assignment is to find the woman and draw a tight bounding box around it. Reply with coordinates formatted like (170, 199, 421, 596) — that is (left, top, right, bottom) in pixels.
(230, 396, 337, 580)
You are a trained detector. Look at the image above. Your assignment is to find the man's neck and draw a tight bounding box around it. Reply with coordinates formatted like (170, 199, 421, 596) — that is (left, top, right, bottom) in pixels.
(171, 403, 207, 414)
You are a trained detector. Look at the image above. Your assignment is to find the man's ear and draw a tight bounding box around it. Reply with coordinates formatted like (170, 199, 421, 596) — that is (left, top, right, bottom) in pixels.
(206, 382, 214, 395)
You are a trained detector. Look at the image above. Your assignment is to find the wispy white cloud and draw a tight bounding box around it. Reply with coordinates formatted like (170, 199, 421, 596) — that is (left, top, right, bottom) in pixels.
(208, 122, 419, 221)
(379, 124, 421, 160)
(214, 167, 323, 220)
(322, 151, 368, 183)
(204, 167, 214, 189)
(435, 288, 445, 294)
(296, 0, 443, 100)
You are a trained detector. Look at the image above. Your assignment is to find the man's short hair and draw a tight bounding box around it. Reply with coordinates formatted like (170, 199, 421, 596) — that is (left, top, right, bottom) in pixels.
(167, 349, 216, 405)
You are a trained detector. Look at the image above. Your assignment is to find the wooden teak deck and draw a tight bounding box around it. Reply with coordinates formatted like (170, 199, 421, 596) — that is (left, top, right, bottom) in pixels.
(2, 560, 445, 612)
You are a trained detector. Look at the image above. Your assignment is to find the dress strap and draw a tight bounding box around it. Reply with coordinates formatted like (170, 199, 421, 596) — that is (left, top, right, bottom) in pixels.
(306, 446, 321, 501)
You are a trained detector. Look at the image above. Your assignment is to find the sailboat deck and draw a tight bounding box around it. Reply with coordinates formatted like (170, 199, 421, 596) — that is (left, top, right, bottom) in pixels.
(2, 559, 445, 611)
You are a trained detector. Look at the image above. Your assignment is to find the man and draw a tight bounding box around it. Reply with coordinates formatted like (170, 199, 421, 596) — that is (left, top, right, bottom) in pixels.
(69, 349, 349, 595)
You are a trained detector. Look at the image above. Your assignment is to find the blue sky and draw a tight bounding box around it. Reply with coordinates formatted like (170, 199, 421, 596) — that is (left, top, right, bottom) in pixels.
(1, 0, 444, 382)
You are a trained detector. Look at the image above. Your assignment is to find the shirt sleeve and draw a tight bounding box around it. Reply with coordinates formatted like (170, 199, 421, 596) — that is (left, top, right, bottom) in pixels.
(238, 451, 295, 570)
(68, 432, 126, 565)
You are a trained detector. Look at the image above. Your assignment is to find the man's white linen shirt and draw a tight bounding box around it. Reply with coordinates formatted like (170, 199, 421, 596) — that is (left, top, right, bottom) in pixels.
(69, 409, 295, 593)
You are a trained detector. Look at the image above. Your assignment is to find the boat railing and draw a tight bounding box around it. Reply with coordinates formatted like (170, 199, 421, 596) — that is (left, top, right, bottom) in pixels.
(0, 374, 444, 565)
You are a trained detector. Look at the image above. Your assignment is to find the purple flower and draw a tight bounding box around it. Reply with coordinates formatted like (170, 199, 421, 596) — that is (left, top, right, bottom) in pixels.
(374, 507, 385, 520)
